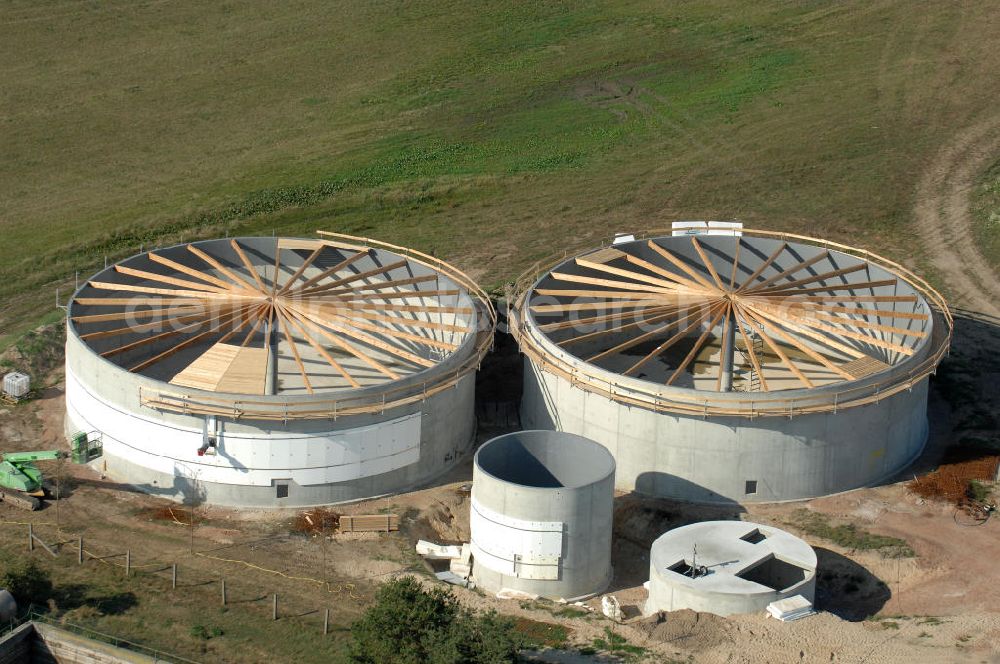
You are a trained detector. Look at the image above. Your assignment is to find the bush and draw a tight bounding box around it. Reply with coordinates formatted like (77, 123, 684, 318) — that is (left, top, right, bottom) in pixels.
(967, 480, 992, 503)
(347, 577, 523, 664)
(788, 510, 915, 558)
(189, 624, 224, 640)
(1, 560, 53, 607)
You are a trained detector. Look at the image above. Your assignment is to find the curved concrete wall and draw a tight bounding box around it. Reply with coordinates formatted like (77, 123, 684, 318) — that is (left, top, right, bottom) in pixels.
(470, 431, 614, 601)
(521, 360, 929, 503)
(62, 236, 486, 507)
(645, 521, 816, 617)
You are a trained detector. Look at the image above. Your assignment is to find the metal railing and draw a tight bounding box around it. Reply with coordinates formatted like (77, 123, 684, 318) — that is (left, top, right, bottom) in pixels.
(2, 609, 201, 663)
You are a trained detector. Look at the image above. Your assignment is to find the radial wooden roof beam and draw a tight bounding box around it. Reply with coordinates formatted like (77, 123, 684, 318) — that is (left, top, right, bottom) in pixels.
(241, 308, 269, 347)
(534, 289, 677, 300)
(690, 236, 726, 291)
(113, 265, 232, 294)
(283, 306, 400, 380)
(666, 304, 728, 386)
(754, 278, 898, 297)
(284, 250, 370, 295)
(278, 304, 360, 388)
(294, 307, 435, 369)
(129, 305, 254, 373)
(729, 238, 742, 289)
(276, 245, 325, 295)
(575, 256, 698, 292)
(74, 297, 221, 307)
(333, 274, 439, 294)
(311, 306, 469, 334)
(740, 304, 855, 380)
(339, 289, 460, 301)
(647, 240, 718, 290)
(750, 262, 869, 295)
(81, 309, 216, 341)
(746, 251, 830, 292)
(625, 302, 722, 377)
(147, 252, 249, 292)
(763, 307, 917, 355)
(87, 281, 253, 301)
(588, 299, 723, 363)
(187, 244, 261, 292)
(751, 295, 917, 303)
(273, 306, 313, 394)
(538, 303, 687, 333)
(300, 304, 458, 352)
(559, 303, 694, 348)
(740, 303, 864, 360)
(218, 304, 264, 345)
(743, 309, 815, 389)
(320, 302, 472, 314)
(531, 299, 677, 314)
(230, 239, 268, 293)
(751, 302, 927, 338)
(548, 271, 678, 295)
(72, 305, 208, 324)
(736, 242, 787, 292)
(101, 302, 250, 358)
(623, 253, 713, 292)
(777, 303, 928, 321)
(298, 258, 409, 297)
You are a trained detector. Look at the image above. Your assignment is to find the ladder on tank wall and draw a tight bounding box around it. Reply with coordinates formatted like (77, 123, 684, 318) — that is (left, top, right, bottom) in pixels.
(734, 325, 764, 392)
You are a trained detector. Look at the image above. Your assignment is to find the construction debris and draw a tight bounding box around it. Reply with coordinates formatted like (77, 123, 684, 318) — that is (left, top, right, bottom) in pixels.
(907, 451, 999, 505)
(495, 588, 539, 601)
(601, 595, 623, 622)
(292, 507, 340, 535)
(416, 540, 463, 560)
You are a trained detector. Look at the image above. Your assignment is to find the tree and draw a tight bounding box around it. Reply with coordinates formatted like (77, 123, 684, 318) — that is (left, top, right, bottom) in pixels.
(1, 559, 52, 607)
(347, 577, 522, 664)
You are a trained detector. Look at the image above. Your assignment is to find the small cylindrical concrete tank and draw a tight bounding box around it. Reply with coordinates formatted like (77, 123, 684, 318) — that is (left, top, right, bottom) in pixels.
(470, 430, 615, 601)
(645, 521, 816, 617)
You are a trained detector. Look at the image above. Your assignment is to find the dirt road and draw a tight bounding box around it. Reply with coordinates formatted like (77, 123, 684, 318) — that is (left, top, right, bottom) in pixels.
(914, 117, 1000, 316)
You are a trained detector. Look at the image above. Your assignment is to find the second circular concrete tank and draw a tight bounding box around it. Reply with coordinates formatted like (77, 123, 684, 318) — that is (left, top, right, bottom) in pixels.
(470, 430, 615, 601)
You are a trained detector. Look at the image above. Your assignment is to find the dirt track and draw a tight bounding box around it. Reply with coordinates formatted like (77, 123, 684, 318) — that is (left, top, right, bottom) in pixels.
(914, 117, 1000, 316)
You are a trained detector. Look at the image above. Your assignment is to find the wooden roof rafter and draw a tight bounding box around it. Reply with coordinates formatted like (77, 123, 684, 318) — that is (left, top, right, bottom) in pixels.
(587, 298, 725, 363)
(665, 303, 729, 386)
(623, 301, 723, 377)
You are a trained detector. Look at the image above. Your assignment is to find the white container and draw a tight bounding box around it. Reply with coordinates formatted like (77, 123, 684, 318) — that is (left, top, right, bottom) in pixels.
(2, 372, 30, 399)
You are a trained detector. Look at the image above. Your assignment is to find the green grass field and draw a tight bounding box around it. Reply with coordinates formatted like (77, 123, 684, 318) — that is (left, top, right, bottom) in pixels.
(3, 1, 998, 346)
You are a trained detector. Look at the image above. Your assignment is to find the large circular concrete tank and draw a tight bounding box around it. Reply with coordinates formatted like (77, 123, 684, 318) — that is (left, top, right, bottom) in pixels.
(511, 228, 952, 503)
(645, 521, 817, 617)
(470, 431, 614, 601)
(64, 233, 494, 507)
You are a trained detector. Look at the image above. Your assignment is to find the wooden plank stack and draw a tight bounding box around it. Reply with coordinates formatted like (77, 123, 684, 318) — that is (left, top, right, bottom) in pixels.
(339, 514, 399, 533)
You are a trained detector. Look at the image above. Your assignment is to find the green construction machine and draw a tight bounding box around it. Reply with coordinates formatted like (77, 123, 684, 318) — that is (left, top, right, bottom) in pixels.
(0, 450, 66, 511)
